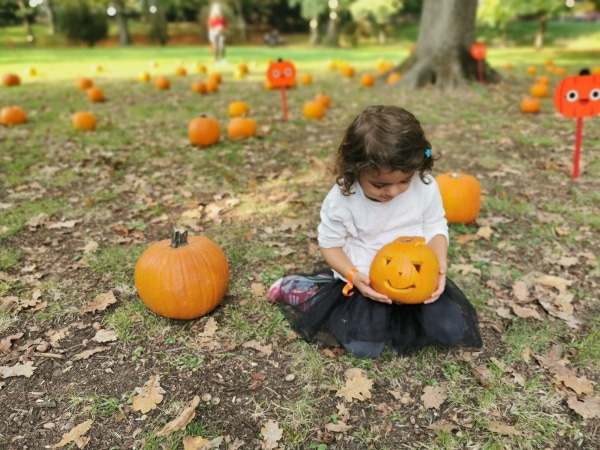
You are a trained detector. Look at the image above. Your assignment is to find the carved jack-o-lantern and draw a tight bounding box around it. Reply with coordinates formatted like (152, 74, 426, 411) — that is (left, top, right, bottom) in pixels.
(369, 236, 439, 304)
(266, 59, 296, 88)
(554, 69, 600, 118)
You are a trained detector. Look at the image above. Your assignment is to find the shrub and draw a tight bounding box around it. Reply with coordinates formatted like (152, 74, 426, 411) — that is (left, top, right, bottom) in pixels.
(56, 1, 108, 47)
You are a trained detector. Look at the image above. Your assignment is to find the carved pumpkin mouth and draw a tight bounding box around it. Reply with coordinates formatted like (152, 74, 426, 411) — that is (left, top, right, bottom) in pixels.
(383, 280, 415, 291)
(580, 99, 589, 105)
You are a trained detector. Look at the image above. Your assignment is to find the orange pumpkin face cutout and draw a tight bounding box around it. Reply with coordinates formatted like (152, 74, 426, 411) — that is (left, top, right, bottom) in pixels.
(554, 69, 600, 118)
(469, 42, 486, 60)
(369, 237, 439, 304)
(267, 59, 296, 88)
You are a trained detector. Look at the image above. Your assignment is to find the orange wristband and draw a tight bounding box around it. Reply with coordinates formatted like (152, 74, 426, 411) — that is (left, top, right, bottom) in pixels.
(342, 268, 359, 297)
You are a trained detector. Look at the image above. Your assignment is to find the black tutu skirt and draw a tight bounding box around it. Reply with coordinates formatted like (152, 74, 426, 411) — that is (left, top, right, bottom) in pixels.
(279, 271, 482, 358)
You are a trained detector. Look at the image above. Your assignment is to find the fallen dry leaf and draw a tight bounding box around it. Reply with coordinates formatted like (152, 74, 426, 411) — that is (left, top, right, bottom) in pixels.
(251, 282, 266, 297)
(555, 375, 595, 395)
(242, 340, 273, 356)
(0, 332, 24, 351)
(91, 329, 117, 343)
(0, 362, 36, 378)
(567, 394, 600, 419)
(132, 374, 166, 414)
(52, 419, 93, 448)
(260, 419, 283, 450)
(487, 421, 522, 436)
(81, 290, 118, 313)
(336, 368, 373, 402)
(325, 421, 353, 432)
(421, 384, 447, 409)
(157, 396, 200, 436)
(72, 346, 111, 361)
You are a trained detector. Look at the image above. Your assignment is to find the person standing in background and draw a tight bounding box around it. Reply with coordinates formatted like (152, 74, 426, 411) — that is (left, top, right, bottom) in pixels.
(207, 3, 227, 64)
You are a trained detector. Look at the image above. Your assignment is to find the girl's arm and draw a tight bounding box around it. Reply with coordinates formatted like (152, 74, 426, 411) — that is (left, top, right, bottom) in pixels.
(423, 234, 448, 304)
(320, 247, 392, 304)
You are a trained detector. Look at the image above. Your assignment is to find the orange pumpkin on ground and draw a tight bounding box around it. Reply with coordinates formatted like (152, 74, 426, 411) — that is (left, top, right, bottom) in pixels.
(174, 66, 187, 76)
(191, 81, 207, 94)
(360, 74, 375, 87)
(228, 101, 250, 117)
(314, 93, 331, 109)
(0, 106, 27, 126)
(300, 74, 313, 85)
(2, 73, 21, 86)
(530, 83, 549, 98)
(134, 227, 230, 320)
(205, 77, 219, 92)
(154, 76, 170, 90)
(87, 87, 105, 102)
(387, 73, 402, 84)
(227, 117, 257, 139)
(370, 236, 440, 304)
(520, 97, 541, 114)
(435, 172, 482, 224)
(339, 65, 355, 78)
(77, 77, 93, 90)
(72, 111, 97, 131)
(303, 101, 325, 119)
(188, 116, 220, 146)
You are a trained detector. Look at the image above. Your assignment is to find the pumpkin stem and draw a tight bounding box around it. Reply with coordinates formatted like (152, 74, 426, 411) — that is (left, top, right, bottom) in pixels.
(170, 227, 188, 248)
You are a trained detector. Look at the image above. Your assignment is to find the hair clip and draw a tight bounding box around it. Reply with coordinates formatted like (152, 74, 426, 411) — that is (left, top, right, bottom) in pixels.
(425, 149, 432, 158)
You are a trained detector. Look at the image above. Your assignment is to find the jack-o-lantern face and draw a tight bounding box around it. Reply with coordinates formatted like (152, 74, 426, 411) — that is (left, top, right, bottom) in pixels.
(554, 69, 600, 118)
(267, 59, 296, 88)
(469, 42, 487, 60)
(369, 236, 439, 304)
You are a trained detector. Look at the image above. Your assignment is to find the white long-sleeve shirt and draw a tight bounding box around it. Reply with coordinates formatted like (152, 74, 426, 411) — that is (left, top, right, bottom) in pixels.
(317, 174, 448, 279)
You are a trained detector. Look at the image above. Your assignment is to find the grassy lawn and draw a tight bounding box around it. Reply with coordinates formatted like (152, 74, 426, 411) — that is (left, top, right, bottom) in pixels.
(1, 22, 600, 450)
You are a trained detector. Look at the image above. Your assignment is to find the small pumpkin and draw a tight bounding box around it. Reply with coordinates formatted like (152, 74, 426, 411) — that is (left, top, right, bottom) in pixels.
(227, 117, 257, 139)
(205, 77, 219, 92)
(191, 81, 207, 94)
(196, 63, 207, 73)
(435, 172, 481, 224)
(174, 66, 187, 76)
(339, 65, 355, 78)
(529, 82, 549, 98)
(237, 63, 249, 74)
(303, 101, 325, 120)
(154, 76, 170, 90)
(207, 73, 222, 85)
(387, 73, 402, 84)
(314, 93, 331, 109)
(87, 87, 105, 102)
(138, 72, 151, 82)
(77, 77, 94, 90)
(24, 66, 37, 77)
(72, 111, 97, 131)
(300, 73, 313, 85)
(228, 101, 250, 117)
(134, 227, 230, 320)
(360, 74, 375, 87)
(520, 97, 541, 114)
(526, 66, 538, 76)
(2, 73, 21, 86)
(553, 69, 600, 118)
(0, 106, 27, 126)
(188, 116, 220, 146)
(370, 236, 439, 304)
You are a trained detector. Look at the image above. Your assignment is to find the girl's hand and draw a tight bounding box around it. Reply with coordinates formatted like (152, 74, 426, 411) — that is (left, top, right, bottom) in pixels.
(423, 270, 447, 304)
(352, 272, 393, 304)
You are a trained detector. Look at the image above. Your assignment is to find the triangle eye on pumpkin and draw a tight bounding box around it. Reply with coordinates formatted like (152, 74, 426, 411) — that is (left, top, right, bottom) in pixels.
(413, 263, 422, 273)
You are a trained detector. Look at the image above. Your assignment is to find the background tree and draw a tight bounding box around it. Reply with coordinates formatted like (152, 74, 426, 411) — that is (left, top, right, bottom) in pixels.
(349, 0, 403, 45)
(146, 0, 168, 45)
(15, 0, 37, 43)
(288, 0, 327, 45)
(56, 0, 108, 46)
(113, 0, 132, 46)
(477, 0, 569, 51)
(396, 0, 500, 90)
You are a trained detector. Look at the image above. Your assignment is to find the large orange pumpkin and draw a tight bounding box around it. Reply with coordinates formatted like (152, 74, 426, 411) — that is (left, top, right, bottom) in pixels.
(72, 111, 97, 131)
(435, 172, 481, 224)
(553, 69, 600, 118)
(0, 106, 27, 126)
(134, 227, 230, 320)
(370, 236, 439, 304)
(188, 116, 220, 146)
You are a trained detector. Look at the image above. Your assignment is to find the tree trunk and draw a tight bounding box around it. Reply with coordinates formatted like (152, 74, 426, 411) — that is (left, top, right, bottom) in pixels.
(45, 0, 56, 35)
(534, 15, 547, 51)
(114, 0, 132, 46)
(16, 0, 35, 43)
(325, 14, 338, 47)
(395, 0, 500, 90)
(232, 0, 248, 42)
(309, 16, 319, 46)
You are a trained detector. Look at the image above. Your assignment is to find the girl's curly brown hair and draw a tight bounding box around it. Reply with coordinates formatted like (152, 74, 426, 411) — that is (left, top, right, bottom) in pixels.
(334, 105, 437, 196)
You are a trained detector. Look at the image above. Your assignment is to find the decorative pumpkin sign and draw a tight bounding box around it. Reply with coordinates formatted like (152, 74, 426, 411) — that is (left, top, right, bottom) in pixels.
(188, 116, 220, 146)
(469, 42, 486, 82)
(267, 59, 296, 121)
(435, 172, 481, 224)
(134, 227, 230, 320)
(266, 59, 296, 88)
(370, 237, 439, 304)
(553, 69, 600, 179)
(553, 69, 600, 118)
